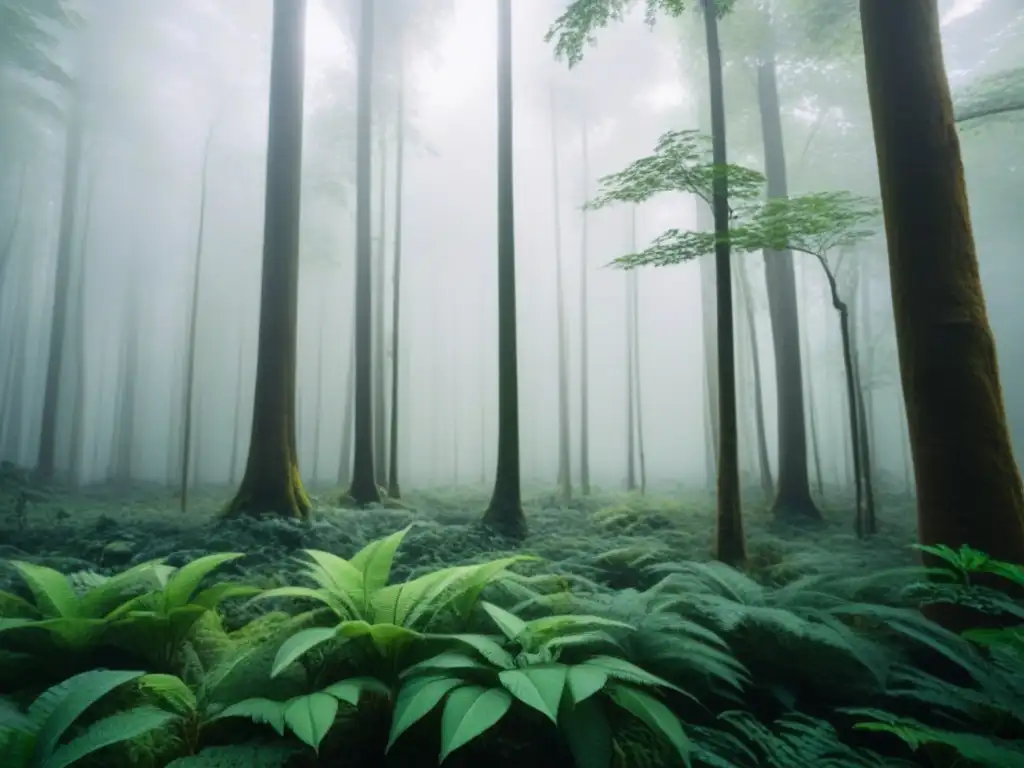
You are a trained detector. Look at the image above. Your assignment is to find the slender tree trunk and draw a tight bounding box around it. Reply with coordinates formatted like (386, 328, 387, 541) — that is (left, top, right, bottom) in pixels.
(338, 326, 356, 489)
(549, 87, 572, 502)
(799, 261, 825, 499)
(756, 21, 820, 523)
(625, 211, 636, 493)
(0, 162, 27, 300)
(68, 181, 95, 487)
(373, 128, 388, 487)
(696, 84, 719, 493)
(2, 261, 31, 463)
(482, 0, 525, 537)
(853, 266, 877, 532)
(229, 336, 244, 486)
(387, 63, 406, 499)
(312, 284, 326, 485)
(226, 0, 311, 519)
(181, 124, 215, 512)
(631, 251, 647, 496)
(348, 0, 381, 505)
(737, 260, 773, 501)
(703, 0, 745, 566)
(112, 271, 140, 487)
(861, 0, 1024, 607)
(37, 84, 84, 481)
(578, 116, 591, 496)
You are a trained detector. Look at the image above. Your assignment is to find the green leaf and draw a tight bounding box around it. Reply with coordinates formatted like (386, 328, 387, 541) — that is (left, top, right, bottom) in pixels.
(163, 553, 244, 611)
(439, 686, 513, 762)
(349, 526, 411, 597)
(213, 698, 287, 737)
(321, 677, 391, 707)
(11, 562, 78, 618)
(582, 655, 686, 695)
(401, 652, 492, 678)
(30, 669, 146, 762)
(498, 664, 568, 723)
(190, 583, 262, 611)
(481, 602, 528, 642)
(252, 586, 348, 617)
(78, 559, 167, 618)
(138, 674, 197, 717)
(44, 705, 176, 768)
(283, 693, 338, 753)
(336, 620, 421, 655)
(607, 686, 691, 766)
(567, 665, 608, 705)
(271, 626, 338, 678)
(0, 589, 43, 619)
(302, 550, 367, 615)
(433, 634, 516, 669)
(387, 676, 461, 751)
(561, 695, 613, 768)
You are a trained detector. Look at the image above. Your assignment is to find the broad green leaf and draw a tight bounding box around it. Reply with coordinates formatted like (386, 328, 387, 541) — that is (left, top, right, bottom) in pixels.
(138, 674, 197, 717)
(6, 617, 106, 650)
(213, 698, 287, 736)
(283, 693, 338, 753)
(349, 526, 411, 597)
(607, 686, 691, 766)
(11, 562, 78, 618)
(481, 602, 527, 642)
(567, 665, 608, 705)
(271, 627, 338, 678)
(387, 676, 461, 751)
(322, 677, 391, 707)
(498, 664, 568, 723)
(336, 620, 421, 655)
(0, 589, 42, 619)
(78, 559, 167, 618)
(433, 634, 516, 669)
(163, 553, 244, 611)
(439, 685, 512, 762)
(526, 615, 633, 636)
(561, 695, 613, 768)
(0, 696, 33, 733)
(582, 656, 686, 695)
(251, 586, 348, 617)
(44, 705, 176, 768)
(190, 583, 261, 611)
(30, 669, 146, 761)
(302, 550, 367, 611)
(401, 652, 492, 678)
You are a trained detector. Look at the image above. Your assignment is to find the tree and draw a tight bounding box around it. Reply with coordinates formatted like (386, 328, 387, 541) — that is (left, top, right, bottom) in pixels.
(386, 59, 406, 500)
(859, 0, 1024, 611)
(225, 0, 311, 520)
(578, 115, 592, 497)
(481, 0, 526, 538)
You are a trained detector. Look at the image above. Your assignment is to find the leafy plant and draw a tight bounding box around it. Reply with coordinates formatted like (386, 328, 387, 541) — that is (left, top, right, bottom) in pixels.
(0, 668, 174, 768)
(387, 600, 691, 766)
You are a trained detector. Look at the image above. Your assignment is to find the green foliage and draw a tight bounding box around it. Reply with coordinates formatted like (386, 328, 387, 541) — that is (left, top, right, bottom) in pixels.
(955, 66, 1024, 125)
(0, 668, 173, 768)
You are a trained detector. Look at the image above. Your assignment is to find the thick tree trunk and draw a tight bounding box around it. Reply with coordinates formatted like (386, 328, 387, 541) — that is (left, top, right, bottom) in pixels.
(482, 0, 525, 537)
(860, 0, 1024, 603)
(181, 125, 214, 512)
(704, 0, 745, 566)
(549, 87, 572, 502)
(578, 117, 591, 496)
(373, 129, 388, 487)
(756, 24, 820, 523)
(37, 85, 84, 481)
(348, 0, 381, 505)
(225, 0, 311, 520)
(386, 63, 406, 500)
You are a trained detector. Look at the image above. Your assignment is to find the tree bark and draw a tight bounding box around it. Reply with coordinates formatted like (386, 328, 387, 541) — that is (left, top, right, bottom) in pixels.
(549, 87, 572, 502)
(703, 0, 745, 566)
(860, 0, 1024, 599)
(225, 0, 311, 520)
(482, 0, 525, 538)
(756, 20, 820, 523)
(347, 0, 381, 505)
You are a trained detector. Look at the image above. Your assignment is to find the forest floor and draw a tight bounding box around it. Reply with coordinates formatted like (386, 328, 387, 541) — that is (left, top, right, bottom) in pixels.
(0, 461, 919, 629)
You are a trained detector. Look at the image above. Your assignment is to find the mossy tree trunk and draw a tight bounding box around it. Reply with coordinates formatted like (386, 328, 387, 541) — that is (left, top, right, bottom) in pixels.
(756, 18, 821, 524)
(703, 0, 745, 567)
(549, 86, 572, 503)
(860, 0, 1024, 607)
(347, 0, 381, 506)
(482, 0, 526, 538)
(225, 0, 311, 520)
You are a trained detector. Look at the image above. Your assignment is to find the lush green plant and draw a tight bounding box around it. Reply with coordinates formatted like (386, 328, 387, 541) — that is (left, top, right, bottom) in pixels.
(0, 668, 174, 768)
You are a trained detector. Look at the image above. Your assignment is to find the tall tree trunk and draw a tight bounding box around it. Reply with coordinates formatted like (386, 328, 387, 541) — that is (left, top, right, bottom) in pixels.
(68, 181, 95, 486)
(737, 260, 773, 501)
(860, 0, 1024, 604)
(373, 128, 388, 487)
(112, 271, 140, 487)
(799, 260, 825, 499)
(348, 0, 381, 505)
(229, 336, 244, 486)
(312, 283, 326, 485)
(625, 210, 637, 493)
(2, 261, 30, 463)
(696, 84, 719, 493)
(338, 323, 356, 489)
(226, 0, 311, 519)
(629, 220, 648, 496)
(549, 87, 572, 502)
(37, 84, 84, 481)
(578, 116, 591, 496)
(756, 18, 820, 523)
(853, 265, 877, 532)
(387, 63, 405, 499)
(482, 0, 525, 537)
(703, 0, 745, 566)
(181, 124, 214, 512)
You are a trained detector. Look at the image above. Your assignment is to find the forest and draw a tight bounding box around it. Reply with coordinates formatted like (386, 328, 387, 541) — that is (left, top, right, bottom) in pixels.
(0, 0, 1023, 766)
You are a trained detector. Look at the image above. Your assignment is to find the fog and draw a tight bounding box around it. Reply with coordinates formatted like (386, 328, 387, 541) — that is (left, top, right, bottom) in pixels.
(0, 0, 1020, 498)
